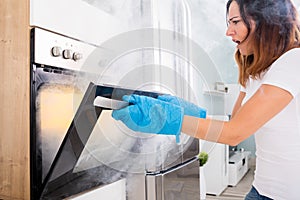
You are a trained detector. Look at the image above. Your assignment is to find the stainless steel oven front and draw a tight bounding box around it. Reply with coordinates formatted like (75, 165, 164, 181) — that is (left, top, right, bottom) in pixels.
(30, 27, 200, 200)
(30, 27, 98, 199)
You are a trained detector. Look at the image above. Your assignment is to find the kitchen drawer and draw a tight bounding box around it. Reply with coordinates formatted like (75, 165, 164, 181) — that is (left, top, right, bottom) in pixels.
(68, 179, 126, 200)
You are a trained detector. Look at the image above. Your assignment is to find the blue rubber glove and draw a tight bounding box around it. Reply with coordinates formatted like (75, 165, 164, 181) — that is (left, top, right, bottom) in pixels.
(112, 94, 184, 143)
(157, 95, 206, 118)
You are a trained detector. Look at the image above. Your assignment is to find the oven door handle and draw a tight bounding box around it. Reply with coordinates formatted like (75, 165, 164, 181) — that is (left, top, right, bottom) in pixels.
(93, 96, 130, 110)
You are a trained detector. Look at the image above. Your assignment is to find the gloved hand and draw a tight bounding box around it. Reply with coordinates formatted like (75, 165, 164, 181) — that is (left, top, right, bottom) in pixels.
(157, 95, 207, 118)
(112, 94, 184, 143)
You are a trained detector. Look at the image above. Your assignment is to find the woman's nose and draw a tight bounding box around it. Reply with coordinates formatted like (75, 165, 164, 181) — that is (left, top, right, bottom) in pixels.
(226, 25, 235, 37)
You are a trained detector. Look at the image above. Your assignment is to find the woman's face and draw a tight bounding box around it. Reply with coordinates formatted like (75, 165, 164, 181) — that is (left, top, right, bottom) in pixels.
(226, 1, 255, 56)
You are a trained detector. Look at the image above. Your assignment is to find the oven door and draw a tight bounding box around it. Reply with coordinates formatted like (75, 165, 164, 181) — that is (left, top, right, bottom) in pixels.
(30, 64, 197, 199)
(31, 64, 97, 199)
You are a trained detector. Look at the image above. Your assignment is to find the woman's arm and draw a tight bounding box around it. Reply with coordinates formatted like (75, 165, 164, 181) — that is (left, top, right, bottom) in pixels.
(231, 91, 246, 117)
(181, 84, 293, 146)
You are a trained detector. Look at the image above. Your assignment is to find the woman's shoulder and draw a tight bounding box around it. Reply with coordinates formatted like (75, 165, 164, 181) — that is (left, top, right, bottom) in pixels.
(273, 47, 300, 65)
(280, 47, 300, 59)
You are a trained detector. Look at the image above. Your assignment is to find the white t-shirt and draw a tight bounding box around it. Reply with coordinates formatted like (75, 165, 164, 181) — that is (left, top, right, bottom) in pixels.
(241, 48, 300, 200)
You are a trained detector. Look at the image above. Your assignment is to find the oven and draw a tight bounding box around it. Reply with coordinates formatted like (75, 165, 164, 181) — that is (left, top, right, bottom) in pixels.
(29, 0, 230, 199)
(30, 27, 201, 200)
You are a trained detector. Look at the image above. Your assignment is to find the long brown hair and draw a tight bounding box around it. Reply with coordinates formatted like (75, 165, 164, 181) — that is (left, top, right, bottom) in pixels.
(226, 0, 300, 87)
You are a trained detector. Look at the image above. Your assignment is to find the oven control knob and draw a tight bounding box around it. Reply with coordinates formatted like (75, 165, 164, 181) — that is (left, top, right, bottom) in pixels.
(73, 52, 82, 61)
(51, 46, 62, 57)
(62, 49, 72, 59)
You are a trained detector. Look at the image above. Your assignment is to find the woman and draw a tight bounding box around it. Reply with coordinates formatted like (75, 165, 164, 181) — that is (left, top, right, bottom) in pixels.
(112, 0, 300, 199)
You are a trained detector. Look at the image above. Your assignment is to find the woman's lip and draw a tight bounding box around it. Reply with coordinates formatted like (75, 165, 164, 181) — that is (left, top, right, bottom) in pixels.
(232, 40, 241, 47)
(233, 40, 241, 48)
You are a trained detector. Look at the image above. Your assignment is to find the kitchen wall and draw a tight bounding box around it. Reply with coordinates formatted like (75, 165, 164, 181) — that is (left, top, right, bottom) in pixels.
(187, 0, 238, 116)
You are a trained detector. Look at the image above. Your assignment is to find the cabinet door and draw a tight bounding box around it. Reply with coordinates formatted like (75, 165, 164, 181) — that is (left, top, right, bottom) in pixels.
(30, 0, 136, 45)
(201, 115, 229, 196)
(203, 143, 229, 195)
(0, 0, 30, 200)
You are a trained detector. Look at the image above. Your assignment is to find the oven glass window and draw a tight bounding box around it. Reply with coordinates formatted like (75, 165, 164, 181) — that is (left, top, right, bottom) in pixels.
(37, 84, 83, 180)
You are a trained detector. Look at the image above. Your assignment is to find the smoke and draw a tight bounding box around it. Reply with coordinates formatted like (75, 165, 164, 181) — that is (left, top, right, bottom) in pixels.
(82, 0, 127, 15)
(73, 110, 191, 174)
(72, 1, 226, 195)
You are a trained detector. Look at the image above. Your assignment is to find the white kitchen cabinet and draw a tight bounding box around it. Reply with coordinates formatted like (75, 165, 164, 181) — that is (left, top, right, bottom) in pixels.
(30, 0, 126, 46)
(201, 115, 229, 196)
(203, 142, 229, 196)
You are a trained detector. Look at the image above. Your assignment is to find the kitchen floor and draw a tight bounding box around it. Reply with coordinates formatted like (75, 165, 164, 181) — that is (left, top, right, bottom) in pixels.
(206, 158, 255, 200)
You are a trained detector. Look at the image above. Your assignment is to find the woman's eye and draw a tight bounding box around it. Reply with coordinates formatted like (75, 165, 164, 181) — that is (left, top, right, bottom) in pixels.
(232, 20, 241, 25)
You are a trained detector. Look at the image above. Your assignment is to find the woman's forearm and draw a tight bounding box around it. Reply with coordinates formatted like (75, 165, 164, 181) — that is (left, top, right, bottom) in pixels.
(181, 115, 243, 146)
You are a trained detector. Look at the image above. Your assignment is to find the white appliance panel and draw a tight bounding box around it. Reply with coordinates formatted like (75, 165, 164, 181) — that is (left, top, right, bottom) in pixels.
(69, 179, 126, 200)
(30, 0, 125, 45)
